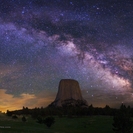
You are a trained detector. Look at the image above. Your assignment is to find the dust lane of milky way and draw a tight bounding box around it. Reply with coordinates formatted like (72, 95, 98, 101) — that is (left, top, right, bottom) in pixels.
(0, 0, 133, 112)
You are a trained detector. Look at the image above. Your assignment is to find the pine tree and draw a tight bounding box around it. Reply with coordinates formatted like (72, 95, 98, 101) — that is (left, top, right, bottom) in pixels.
(112, 104, 132, 133)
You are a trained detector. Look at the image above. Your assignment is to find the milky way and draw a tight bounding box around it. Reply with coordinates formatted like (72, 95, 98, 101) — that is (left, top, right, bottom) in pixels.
(0, 0, 133, 111)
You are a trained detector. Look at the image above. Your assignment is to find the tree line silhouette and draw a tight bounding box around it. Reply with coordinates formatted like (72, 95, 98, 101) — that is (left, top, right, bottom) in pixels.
(6, 104, 133, 132)
(6, 104, 133, 118)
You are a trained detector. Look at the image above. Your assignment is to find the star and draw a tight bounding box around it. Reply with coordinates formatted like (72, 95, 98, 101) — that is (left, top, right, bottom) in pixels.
(0, 0, 133, 112)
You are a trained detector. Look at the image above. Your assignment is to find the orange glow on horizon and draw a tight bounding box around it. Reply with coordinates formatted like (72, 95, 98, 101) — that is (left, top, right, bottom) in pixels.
(0, 89, 55, 112)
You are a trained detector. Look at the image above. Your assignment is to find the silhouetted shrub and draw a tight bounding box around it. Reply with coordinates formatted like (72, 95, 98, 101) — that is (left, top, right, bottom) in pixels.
(12, 115, 18, 119)
(22, 116, 26, 122)
(36, 115, 43, 124)
(43, 116, 55, 128)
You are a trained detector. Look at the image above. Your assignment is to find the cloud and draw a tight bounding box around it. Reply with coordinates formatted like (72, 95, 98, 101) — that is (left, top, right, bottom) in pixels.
(0, 89, 55, 112)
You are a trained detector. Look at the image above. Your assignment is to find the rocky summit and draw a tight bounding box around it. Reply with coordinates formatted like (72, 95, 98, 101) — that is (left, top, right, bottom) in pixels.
(49, 79, 88, 107)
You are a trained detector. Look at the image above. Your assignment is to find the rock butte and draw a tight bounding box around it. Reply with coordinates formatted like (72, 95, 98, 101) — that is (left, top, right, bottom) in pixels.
(49, 79, 88, 107)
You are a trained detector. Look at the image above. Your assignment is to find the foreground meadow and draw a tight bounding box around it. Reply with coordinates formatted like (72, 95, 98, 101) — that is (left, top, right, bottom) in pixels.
(0, 113, 113, 133)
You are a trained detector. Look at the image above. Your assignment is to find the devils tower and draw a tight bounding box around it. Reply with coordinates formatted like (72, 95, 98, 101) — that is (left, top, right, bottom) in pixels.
(49, 79, 88, 107)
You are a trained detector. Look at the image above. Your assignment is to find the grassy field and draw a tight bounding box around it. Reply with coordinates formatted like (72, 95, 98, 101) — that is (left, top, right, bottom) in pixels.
(0, 113, 114, 133)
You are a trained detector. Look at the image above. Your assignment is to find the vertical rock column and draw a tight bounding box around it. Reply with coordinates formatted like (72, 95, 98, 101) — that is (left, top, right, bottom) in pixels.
(49, 79, 88, 107)
(55, 79, 83, 101)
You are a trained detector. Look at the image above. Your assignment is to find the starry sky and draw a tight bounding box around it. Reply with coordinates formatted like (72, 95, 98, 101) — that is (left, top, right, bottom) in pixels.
(0, 0, 133, 112)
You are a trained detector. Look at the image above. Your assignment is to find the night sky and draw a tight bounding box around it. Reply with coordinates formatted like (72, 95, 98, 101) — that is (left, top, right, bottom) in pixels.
(0, 0, 133, 112)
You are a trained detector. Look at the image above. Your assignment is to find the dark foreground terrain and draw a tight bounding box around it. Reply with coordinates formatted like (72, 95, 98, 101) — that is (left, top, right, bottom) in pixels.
(0, 113, 113, 133)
